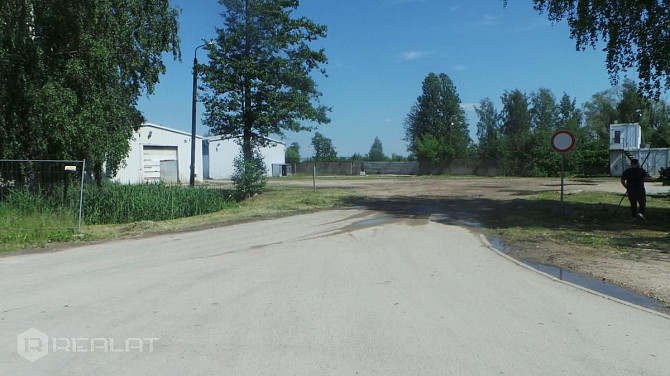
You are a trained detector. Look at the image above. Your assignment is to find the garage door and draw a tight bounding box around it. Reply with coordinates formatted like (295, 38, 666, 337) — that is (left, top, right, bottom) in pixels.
(143, 146, 178, 183)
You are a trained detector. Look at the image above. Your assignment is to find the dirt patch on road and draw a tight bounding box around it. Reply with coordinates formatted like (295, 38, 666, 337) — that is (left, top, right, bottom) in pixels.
(275, 176, 670, 308)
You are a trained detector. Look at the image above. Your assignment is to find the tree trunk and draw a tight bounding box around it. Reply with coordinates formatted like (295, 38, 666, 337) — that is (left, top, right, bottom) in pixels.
(94, 162, 103, 188)
(242, 0, 253, 163)
(242, 127, 253, 162)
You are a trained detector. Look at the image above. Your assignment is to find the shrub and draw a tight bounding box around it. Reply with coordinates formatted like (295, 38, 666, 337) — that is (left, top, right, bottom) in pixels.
(231, 152, 267, 197)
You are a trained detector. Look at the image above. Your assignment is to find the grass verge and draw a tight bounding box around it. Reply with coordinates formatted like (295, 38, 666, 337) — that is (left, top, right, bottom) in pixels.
(484, 190, 670, 256)
(0, 186, 360, 253)
(0, 206, 78, 253)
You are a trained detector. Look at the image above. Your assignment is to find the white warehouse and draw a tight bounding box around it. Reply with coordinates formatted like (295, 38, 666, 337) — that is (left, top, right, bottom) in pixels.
(203, 135, 286, 179)
(113, 123, 286, 184)
(114, 123, 204, 184)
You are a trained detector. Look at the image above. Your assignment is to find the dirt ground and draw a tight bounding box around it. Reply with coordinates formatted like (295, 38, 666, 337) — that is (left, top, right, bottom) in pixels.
(274, 176, 670, 307)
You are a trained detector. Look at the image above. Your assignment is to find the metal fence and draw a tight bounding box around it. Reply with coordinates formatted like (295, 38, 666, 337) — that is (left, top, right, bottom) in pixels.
(0, 160, 86, 232)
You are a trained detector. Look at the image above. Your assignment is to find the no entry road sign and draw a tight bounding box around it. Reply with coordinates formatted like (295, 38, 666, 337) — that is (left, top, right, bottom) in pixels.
(551, 130, 575, 153)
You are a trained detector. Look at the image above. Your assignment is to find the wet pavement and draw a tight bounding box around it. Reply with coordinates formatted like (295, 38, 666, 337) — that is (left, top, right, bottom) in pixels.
(488, 237, 670, 314)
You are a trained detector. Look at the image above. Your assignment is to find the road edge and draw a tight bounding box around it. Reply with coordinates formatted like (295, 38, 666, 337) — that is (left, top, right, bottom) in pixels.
(478, 233, 670, 320)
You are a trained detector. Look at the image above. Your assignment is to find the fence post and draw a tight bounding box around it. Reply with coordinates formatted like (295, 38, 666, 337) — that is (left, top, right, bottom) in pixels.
(78, 160, 86, 233)
(313, 165, 316, 192)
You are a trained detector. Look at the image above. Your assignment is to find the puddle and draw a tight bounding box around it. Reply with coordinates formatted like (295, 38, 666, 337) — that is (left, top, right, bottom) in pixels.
(354, 218, 389, 227)
(490, 238, 670, 314)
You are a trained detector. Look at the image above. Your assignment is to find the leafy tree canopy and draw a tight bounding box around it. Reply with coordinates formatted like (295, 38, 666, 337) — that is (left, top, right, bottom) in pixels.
(285, 142, 301, 164)
(520, 0, 670, 98)
(367, 137, 386, 161)
(584, 79, 670, 148)
(0, 0, 180, 180)
(311, 132, 337, 161)
(475, 98, 500, 160)
(404, 73, 471, 162)
(201, 0, 330, 161)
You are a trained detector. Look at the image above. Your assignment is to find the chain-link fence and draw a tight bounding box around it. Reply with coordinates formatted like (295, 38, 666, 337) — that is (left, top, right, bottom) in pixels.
(0, 160, 86, 232)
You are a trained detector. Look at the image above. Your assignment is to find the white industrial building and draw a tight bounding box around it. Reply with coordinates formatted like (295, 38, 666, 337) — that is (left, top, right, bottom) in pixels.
(113, 123, 286, 184)
(113, 123, 204, 184)
(609, 123, 669, 177)
(204, 135, 286, 179)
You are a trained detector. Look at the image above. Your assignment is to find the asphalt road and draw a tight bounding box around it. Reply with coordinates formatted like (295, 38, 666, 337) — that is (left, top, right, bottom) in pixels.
(1, 209, 669, 375)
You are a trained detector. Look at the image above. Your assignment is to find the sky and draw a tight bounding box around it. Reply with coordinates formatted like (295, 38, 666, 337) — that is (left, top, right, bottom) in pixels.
(137, 0, 620, 158)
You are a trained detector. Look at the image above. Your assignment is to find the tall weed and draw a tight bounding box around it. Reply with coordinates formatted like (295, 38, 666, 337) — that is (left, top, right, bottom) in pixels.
(82, 182, 235, 224)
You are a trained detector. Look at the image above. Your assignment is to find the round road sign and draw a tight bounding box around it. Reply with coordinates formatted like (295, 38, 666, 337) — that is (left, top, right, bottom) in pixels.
(551, 130, 575, 153)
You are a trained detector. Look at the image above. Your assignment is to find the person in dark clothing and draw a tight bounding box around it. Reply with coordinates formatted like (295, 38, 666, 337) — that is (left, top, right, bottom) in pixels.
(621, 159, 647, 219)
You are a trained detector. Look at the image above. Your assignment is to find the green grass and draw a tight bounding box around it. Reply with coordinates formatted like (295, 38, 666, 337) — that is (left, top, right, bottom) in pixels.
(82, 185, 360, 241)
(4, 177, 669, 258)
(0, 203, 78, 252)
(487, 190, 670, 255)
(2, 183, 361, 253)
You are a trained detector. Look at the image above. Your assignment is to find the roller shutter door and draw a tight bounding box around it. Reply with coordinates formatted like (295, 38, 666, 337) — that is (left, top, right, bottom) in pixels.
(143, 146, 178, 183)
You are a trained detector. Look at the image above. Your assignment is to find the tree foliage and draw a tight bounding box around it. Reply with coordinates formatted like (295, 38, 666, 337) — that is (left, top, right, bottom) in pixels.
(475, 98, 500, 160)
(414, 134, 449, 164)
(311, 132, 337, 161)
(231, 150, 267, 197)
(527, 88, 561, 176)
(0, 0, 180, 180)
(201, 0, 330, 163)
(525, 0, 670, 98)
(404, 73, 471, 162)
(474, 88, 606, 176)
(285, 142, 301, 164)
(499, 89, 532, 174)
(367, 137, 386, 161)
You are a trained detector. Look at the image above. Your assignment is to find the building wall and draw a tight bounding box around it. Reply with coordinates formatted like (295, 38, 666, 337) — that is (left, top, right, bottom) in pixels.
(205, 137, 286, 179)
(609, 123, 641, 150)
(113, 123, 203, 184)
(205, 138, 239, 179)
(608, 122, 669, 177)
(610, 149, 669, 177)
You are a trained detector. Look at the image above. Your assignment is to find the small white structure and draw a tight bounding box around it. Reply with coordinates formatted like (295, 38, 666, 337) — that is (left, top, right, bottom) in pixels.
(204, 136, 286, 179)
(113, 123, 203, 184)
(609, 123, 669, 176)
(609, 123, 641, 151)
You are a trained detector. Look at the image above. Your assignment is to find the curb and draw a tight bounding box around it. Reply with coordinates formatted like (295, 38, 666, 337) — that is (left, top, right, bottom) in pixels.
(479, 233, 670, 320)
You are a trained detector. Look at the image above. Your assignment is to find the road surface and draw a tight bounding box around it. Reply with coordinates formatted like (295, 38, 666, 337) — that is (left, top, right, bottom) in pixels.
(1, 209, 668, 375)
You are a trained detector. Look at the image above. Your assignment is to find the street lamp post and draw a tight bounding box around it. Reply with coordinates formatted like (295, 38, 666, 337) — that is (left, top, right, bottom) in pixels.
(190, 43, 209, 187)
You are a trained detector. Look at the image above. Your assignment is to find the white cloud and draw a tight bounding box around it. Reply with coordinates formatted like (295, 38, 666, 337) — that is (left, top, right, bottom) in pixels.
(402, 50, 429, 61)
(452, 64, 467, 71)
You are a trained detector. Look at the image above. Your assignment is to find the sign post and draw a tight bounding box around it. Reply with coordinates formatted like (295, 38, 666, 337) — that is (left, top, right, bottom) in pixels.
(551, 130, 576, 216)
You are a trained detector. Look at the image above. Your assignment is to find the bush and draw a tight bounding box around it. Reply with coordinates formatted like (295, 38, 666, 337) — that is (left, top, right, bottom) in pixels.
(231, 152, 267, 197)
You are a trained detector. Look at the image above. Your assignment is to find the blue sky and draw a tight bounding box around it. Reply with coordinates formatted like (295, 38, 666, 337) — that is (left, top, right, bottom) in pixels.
(137, 0, 618, 158)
